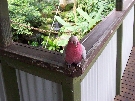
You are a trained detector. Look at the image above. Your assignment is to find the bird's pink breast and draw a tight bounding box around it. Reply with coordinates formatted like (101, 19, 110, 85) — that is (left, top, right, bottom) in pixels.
(65, 42, 83, 64)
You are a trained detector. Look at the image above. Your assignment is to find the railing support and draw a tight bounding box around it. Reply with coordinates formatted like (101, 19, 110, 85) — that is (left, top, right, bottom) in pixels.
(62, 80, 81, 101)
(116, 24, 123, 95)
(0, 0, 12, 47)
(1, 60, 20, 101)
(116, 0, 123, 11)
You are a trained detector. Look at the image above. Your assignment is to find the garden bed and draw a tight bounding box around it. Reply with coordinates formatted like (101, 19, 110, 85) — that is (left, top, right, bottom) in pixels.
(8, 0, 115, 52)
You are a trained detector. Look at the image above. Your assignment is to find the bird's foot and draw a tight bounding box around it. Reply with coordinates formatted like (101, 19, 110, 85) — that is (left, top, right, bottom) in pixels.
(84, 59, 88, 62)
(76, 62, 81, 67)
(66, 63, 72, 68)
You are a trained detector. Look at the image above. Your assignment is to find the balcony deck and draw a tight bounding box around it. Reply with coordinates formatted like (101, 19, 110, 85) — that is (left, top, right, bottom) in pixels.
(114, 47, 135, 101)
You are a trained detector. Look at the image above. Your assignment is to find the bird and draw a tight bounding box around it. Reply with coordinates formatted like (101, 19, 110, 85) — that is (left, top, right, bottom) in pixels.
(64, 36, 86, 67)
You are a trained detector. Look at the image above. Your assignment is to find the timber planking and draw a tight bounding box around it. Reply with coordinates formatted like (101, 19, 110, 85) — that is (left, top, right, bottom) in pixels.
(114, 47, 135, 101)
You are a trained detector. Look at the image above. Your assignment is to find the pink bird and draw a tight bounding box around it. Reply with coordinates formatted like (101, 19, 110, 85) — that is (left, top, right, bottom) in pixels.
(64, 36, 86, 67)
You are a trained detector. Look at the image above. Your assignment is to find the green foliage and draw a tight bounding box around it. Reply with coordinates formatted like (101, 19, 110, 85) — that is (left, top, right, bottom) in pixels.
(8, 0, 57, 35)
(41, 34, 71, 52)
(9, 0, 42, 26)
(41, 35, 60, 51)
(55, 6, 104, 38)
(55, 0, 114, 39)
(8, 0, 115, 52)
(11, 17, 32, 35)
(77, 0, 115, 17)
(54, 16, 71, 26)
(55, 34, 71, 46)
(28, 41, 39, 47)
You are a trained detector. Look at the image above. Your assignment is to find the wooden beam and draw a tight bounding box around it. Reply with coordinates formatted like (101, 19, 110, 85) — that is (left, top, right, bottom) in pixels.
(0, 62, 6, 101)
(116, 0, 123, 11)
(116, 24, 123, 95)
(0, 0, 12, 47)
(1, 60, 20, 101)
(62, 80, 81, 101)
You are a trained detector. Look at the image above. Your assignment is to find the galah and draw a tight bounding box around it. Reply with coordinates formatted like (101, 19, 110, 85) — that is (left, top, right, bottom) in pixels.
(64, 36, 86, 67)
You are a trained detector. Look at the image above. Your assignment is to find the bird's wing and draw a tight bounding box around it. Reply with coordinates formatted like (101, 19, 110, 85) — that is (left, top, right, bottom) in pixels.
(81, 44, 86, 59)
(63, 45, 67, 58)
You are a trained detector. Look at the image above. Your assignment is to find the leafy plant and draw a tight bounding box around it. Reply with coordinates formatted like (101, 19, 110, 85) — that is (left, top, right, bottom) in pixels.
(8, 0, 115, 52)
(41, 35, 60, 51)
(55, 34, 71, 47)
(28, 41, 39, 47)
(55, 6, 104, 38)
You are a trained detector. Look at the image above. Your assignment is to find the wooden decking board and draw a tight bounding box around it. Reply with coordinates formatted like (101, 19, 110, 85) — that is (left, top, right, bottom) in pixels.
(114, 95, 134, 101)
(114, 47, 135, 101)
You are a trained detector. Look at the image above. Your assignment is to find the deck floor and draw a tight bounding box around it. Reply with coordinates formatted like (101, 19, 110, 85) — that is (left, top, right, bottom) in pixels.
(114, 47, 135, 101)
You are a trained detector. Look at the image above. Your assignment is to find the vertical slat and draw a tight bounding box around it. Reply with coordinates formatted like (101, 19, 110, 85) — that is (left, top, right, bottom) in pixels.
(116, 24, 123, 95)
(1, 61, 20, 101)
(97, 53, 105, 101)
(87, 63, 98, 101)
(111, 34, 117, 99)
(44, 80, 54, 101)
(56, 83, 63, 101)
(19, 71, 30, 101)
(35, 76, 45, 101)
(116, 0, 123, 11)
(52, 82, 58, 101)
(16, 70, 24, 101)
(27, 73, 37, 101)
(52, 82, 63, 101)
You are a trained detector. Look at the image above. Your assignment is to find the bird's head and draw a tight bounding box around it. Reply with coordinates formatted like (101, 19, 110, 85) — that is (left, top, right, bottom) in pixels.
(69, 36, 79, 46)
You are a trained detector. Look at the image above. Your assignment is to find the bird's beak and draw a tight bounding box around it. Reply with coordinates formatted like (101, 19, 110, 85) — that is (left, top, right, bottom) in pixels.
(73, 41, 78, 47)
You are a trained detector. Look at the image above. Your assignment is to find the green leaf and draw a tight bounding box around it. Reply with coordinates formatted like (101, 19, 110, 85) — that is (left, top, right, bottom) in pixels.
(56, 34, 71, 46)
(76, 7, 96, 28)
(76, 7, 93, 23)
(54, 15, 71, 26)
(94, 6, 104, 22)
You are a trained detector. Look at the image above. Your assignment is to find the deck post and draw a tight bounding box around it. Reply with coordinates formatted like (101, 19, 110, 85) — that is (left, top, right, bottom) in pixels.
(0, 62, 6, 101)
(116, 24, 123, 95)
(0, 0, 12, 47)
(62, 80, 81, 101)
(0, 60, 20, 101)
(116, 0, 123, 11)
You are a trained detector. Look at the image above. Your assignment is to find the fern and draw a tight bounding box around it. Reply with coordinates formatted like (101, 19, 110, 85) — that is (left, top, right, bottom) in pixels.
(77, 7, 104, 29)
(54, 15, 71, 26)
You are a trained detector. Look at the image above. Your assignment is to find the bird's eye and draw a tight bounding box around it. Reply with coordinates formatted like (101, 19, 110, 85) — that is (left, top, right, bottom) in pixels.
(71, 41, 73, 43)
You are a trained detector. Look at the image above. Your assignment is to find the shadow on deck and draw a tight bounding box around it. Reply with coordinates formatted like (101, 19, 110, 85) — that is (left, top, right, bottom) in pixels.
(114, 47, 135, 101)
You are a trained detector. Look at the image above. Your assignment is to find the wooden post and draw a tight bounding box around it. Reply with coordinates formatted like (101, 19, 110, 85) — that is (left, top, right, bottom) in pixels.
(1, 60, 20, 101)
(62, 80, 81, 101)
(0, 62, 6, 101)
(116, 0, 123, 11)
(0, 0, 12, 47)
(116, 24, 123, 95)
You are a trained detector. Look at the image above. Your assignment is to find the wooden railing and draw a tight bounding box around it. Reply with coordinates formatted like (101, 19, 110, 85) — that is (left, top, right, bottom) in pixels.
(0, 0, 135, 101)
